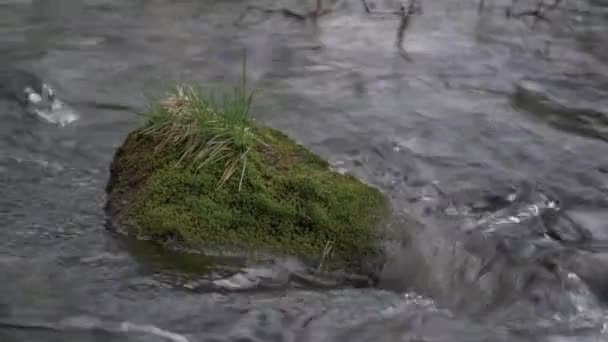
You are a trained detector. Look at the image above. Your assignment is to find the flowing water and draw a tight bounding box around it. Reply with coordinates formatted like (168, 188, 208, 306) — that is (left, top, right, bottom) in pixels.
(1, 0, 608, 341)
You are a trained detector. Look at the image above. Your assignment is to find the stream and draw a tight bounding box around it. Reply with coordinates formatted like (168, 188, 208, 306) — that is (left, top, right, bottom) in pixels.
(1, 0, 608, 341)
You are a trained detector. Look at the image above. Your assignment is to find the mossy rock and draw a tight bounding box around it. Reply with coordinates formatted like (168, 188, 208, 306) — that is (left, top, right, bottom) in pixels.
(105, 120, 389, 275)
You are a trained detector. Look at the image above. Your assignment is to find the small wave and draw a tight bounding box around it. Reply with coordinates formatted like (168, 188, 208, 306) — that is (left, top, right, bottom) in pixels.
(118, 322, 189, 342)
(0, 316, 190, 342)
(2, 155, 64, 172)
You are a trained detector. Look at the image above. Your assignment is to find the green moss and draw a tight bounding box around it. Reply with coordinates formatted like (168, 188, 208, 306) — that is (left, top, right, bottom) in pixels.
(106, 74, 389, 274)
(107, 124, 389, 272)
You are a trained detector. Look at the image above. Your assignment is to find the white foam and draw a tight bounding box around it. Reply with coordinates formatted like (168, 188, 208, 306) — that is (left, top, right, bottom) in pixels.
(22, 83, 79, 126)
(58, 316, 190, 342)
(33, 98, 79, 126)
(120, 322, 190, 342)
(27, 92, 42, 104)
(213, 273, 260, 290)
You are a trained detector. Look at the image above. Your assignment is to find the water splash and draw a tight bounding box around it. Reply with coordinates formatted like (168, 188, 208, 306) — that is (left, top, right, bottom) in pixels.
(19, 81, 80, 126)
(30, 97, 79, 127)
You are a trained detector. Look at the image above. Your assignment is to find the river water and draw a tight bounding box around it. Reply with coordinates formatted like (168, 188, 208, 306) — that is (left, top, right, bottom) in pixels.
(1, 0, 608, 341)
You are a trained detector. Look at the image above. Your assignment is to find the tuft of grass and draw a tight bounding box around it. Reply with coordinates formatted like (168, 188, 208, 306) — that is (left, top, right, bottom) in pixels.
(140, 51, 257, 190)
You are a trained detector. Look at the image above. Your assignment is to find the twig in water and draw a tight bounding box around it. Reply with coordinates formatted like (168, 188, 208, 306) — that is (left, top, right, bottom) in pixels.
(505, 0, 564, 26)
(361, 0, 371, 13)
(234, 1, 334, 27)
(398, 49, 413, 62)
(396, 0, 421, 51)
(507, 5, 550, 24)
(396, 4, 409, 49)
(359, 0, 421, 60)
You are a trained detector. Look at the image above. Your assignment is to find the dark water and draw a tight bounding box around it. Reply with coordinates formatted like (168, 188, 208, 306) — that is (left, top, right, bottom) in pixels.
(2, 0, 608, 341)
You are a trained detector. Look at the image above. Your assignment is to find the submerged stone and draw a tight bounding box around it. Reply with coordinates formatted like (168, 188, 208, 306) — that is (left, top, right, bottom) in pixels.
(105, 103, 389, 276)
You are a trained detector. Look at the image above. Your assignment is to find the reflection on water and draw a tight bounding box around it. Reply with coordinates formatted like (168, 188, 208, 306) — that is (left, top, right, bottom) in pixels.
(1, 0, 608, 341)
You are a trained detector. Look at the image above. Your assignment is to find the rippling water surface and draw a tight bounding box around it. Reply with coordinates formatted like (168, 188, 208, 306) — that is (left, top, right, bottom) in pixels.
(1, 0, 608, 341)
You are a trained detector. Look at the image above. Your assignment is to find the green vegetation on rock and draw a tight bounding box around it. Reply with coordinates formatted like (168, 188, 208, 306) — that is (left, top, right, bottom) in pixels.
(105, 61, 389, 273)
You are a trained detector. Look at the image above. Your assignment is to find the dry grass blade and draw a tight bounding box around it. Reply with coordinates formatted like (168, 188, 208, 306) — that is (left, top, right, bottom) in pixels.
(140, 51, 257, 190)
